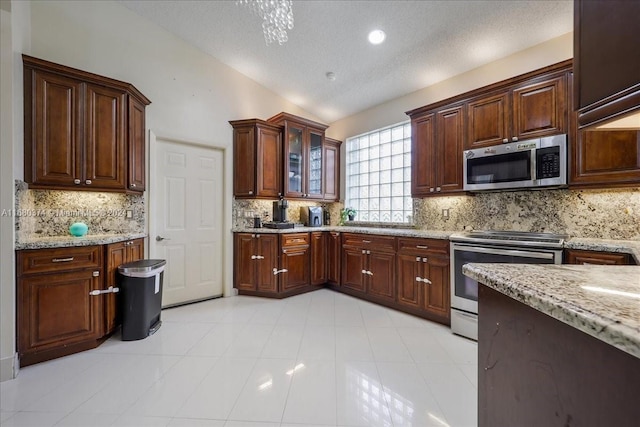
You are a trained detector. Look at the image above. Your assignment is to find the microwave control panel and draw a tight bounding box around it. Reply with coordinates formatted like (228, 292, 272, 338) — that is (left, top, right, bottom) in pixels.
(537, 146, 561, 178)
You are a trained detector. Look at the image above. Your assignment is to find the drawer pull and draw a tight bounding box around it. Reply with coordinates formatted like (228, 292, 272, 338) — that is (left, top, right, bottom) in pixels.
(416, 245, 428, 249)
(362, 240, 371, 243)
(52, 257, 74, 263)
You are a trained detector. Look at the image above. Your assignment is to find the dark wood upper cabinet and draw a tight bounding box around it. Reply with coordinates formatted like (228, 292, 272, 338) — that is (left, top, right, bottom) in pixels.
(128, 96, 147, 191)
(23, 55, 150, 193)
(230, 119, 283, 198)
(411, 113, 436, 196)
(268, 112, 329, 200)
(570, 129, 640, 188)
(84, 83, 127, 189)
(512, 75, 567, 140)
(323, 137, 342, 202)
(466, 73, 567, 149)
(435, 105, 465, 194)
(467, 92, 510, 149)
(574, 0, 640, 128)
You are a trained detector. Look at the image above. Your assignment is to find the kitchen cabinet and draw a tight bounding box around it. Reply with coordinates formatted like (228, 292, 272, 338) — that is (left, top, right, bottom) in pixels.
(409, 105, 465, 197)
(105, 238, 144, 335)
(466, 73, 568, 149)
(128, 97, 147, 191)
(396, 238, 450, 324)
(268, 112, 329, 200)
(341, 233, 396, 303)
(280, 233, 311, 292)
(564, 249, 635, 265)
(230, 119, 283, 198)
(17, 245, 105, 366)
(569, 129, 640, 188)
(574, 0, 640, 128)
(23, 55, 150, 193)
(234, 233, 279, 295)
(323, 137, 342, 201)
(310, 231, 327, 285)
(326, 231, 341, 286)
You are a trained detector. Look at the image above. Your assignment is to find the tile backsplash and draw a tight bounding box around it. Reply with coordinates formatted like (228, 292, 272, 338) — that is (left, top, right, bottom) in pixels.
(15, 181, 145, 240)
(413, 187, 640, 240)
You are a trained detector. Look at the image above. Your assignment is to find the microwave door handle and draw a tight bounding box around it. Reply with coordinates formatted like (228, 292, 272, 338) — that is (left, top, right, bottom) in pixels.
(531, 148, 537, 181)
(453, 245, 555, 260)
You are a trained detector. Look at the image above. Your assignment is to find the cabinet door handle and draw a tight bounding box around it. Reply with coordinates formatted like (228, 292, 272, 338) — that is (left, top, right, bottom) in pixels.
(362, 250, 366, 254)
(512, 136, 518, 142)
(366, 270, 373, 276)
(436, 187, 441, 192)
(429, 188, 434, 192)
(416, 276, 423, 283)
(52, 257, 74, 263)
(89, 286, 119, 296)
(416, 245, 428, 249)
(362, 269, 367, 274)
(74, 179, 81, 185)
(502, 138, 509, 143)
(366, 250, 371, 255)
(130, 183, 137, 188)
(416, 256, 421, 262)
(422, 257, 428, 263)
(423, 278, 432, 285)
(85, 179, 92, 185)
(251, 255, 257, 259)
(273, 268, 288, 275)
(248, 190, 253, 195)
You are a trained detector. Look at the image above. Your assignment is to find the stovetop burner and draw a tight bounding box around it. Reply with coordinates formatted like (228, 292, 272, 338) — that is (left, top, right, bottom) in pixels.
(450, 230, 567, 249)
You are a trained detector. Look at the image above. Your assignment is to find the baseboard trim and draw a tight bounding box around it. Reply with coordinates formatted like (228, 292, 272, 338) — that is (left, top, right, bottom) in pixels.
(0, 353, 17, 382)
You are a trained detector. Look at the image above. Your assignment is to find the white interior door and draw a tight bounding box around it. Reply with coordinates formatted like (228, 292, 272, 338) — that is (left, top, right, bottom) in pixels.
(152, 138, 224, 307)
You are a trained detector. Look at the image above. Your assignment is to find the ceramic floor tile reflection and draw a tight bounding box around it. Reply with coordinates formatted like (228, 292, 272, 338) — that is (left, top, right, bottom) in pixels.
(1, 289, 477, 426)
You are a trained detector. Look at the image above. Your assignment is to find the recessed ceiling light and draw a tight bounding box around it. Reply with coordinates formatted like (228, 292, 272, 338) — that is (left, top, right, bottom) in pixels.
(368, 29, 386, 45)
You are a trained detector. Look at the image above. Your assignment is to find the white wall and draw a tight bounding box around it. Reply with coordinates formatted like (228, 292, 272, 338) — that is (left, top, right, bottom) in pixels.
(1, 0, 30, 382)
(327, 32, 573, 141)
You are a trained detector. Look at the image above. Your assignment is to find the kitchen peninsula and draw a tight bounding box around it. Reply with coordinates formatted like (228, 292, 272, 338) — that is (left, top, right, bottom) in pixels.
(464, 263, 640, 426)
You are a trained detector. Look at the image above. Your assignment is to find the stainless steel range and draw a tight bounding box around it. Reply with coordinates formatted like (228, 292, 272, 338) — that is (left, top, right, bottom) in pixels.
(449, 230, 566, 340)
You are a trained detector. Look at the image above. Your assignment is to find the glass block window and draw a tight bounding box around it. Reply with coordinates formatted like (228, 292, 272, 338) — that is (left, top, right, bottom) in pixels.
(345, 121, 412, 223)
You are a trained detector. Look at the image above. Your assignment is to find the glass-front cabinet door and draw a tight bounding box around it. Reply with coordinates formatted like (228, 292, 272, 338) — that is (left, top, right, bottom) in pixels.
(307, 130, 324, 199)
(286, 126, 304, 197)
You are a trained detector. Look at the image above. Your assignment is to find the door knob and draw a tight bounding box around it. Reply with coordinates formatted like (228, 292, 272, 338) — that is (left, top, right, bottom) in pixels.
(156, 235, 171, 241)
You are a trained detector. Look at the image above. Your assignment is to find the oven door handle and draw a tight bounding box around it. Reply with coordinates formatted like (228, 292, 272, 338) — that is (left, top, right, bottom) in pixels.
(453, 245, 555, 260)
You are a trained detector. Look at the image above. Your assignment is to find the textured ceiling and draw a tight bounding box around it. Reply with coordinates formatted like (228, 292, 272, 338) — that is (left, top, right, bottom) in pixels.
(119, 0, 573, 123)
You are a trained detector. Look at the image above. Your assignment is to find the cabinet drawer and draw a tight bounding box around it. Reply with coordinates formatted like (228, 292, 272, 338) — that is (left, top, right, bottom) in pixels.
(342, 233, 397, 252)
(18, 246, 103, 276)
(281, 233, 310, 247)
(397, 238, 449, 255)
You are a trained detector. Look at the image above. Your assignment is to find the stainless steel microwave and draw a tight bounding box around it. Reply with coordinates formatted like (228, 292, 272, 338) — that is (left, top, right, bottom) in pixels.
(463, 134, 567, 191)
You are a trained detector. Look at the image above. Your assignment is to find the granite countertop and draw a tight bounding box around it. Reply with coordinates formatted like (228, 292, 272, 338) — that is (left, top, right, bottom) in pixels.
(463, 263, 640, 359)
(232, 225, 455, 239)
(16, 233, 148, 250)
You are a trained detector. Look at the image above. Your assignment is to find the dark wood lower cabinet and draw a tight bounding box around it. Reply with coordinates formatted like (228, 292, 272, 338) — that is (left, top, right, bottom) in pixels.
(17, 245, 105, 367)
(310, 231, 327, 285)
(564, 248, 635, 265)
(396, 238, 451, 324)
(234, 231, 452, 325)
(105, 238, 144, 335)
(479, 284, 640, 426)
(327, 231, 341, 285)
(341, 246, 367, 293)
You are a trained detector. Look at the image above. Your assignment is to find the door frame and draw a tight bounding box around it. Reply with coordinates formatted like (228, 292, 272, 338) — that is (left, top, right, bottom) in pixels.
(148, 130, 233, 299)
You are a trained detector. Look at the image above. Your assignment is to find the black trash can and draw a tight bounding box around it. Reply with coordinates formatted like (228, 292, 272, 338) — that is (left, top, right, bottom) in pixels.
(118, 259, 166, 341)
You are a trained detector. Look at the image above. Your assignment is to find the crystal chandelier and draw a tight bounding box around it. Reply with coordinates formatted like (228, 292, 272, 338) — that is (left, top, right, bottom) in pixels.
(237, 0, 294, 45)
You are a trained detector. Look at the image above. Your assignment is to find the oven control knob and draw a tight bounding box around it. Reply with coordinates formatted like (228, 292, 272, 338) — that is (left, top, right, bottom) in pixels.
(464, 151, 474, 159)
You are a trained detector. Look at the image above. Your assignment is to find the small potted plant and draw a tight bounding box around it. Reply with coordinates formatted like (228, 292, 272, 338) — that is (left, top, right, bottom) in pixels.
(340, 207, 357, 224)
